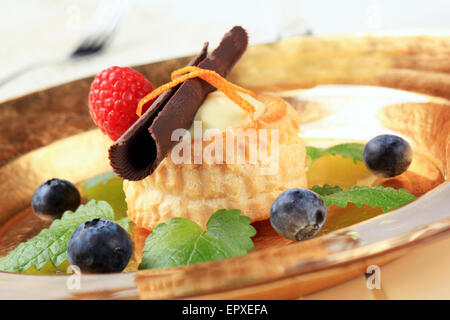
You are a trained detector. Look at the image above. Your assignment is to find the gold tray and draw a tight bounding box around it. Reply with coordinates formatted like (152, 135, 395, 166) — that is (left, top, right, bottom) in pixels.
(0, 34, 449, 299)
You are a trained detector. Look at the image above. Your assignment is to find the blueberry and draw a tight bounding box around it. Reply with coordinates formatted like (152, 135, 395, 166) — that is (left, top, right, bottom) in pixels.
(67, 218, 132, 273)
(32, 178, 81, 220)
(270, 188, 327, 241)
(363, 134, 412, 178)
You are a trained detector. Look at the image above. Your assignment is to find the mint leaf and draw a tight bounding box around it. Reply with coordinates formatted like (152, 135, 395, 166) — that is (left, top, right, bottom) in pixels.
(0, 200, 114, 272)
(312, 184, 343, 196)
(306, 143, 365, 165)
(312, 185, 416, 212)
(139, 209, 256, 270)
(80, 172, 127, 220)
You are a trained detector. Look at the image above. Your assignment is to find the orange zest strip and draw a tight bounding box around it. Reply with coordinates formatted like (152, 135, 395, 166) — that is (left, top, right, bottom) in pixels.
(136, 66, 258, 126)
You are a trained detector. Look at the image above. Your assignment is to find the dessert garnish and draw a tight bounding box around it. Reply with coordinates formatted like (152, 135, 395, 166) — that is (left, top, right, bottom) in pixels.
(306, 143, 365, 166)
(312, 184, 416, 212)
(270, 189, 327, 241)
(67, 218, 132, 273)
(109, 26, 248, 181)
(363, 134, 413, 177)
(88, 66, 155, 141)
(0, 200, 129, 273)
(135, 66, 258, 127)
(139, 209, 256, 270)
(32, 178, 81, 220)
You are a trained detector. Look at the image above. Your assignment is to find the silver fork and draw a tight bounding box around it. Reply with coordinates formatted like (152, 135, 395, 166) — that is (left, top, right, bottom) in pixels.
(0, 0, 132, 87)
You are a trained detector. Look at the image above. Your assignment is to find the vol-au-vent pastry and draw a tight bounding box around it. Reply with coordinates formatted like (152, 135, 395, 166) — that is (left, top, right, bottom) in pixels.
(106, 26, 308, 231)
(124, 92, 308, 230)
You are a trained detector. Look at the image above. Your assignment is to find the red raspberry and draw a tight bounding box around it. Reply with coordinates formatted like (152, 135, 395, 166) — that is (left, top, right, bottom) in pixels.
(88, 66, 154, 141)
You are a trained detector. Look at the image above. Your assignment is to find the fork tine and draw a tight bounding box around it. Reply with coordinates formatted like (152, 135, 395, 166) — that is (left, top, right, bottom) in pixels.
(106, 0, 132, 36)
(70, 0, 132, 58)
(76, 1, 112, 49)
(90, 0, 131, 49)
(89, 0, 123, 41)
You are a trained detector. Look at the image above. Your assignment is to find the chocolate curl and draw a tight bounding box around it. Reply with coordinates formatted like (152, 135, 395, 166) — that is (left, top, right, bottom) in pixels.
(109, 26, 248, 180)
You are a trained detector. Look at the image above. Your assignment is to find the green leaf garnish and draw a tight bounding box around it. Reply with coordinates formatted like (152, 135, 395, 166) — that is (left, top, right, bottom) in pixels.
(139, 209, 256, 270)
(0, 200, 114, 273)
(306, 143, 365, 165)
(311, 184, 344, 196)
(312, 184, 416, 212)
(80, 172, 127, 220)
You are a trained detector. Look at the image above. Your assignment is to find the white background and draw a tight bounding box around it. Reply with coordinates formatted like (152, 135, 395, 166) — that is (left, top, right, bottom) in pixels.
(1, 0, 449, 101)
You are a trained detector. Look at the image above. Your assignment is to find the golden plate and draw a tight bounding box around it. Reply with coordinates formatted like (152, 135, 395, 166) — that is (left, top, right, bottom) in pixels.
(0, 34, 449, 299)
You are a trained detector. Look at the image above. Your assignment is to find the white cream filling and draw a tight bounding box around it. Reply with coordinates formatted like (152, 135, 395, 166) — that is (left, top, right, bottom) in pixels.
(186, 91, 266, 136)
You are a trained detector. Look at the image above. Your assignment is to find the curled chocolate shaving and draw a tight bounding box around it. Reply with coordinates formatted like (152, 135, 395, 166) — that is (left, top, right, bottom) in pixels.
(109, 26, 248, 180)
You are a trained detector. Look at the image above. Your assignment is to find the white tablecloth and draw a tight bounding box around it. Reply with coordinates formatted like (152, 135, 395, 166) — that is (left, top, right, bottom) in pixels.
(2, 0, 449, 102)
